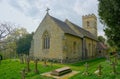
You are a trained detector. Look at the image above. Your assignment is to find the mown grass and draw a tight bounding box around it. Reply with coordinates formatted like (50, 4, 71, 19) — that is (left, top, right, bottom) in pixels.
(0, 57, 120, 79)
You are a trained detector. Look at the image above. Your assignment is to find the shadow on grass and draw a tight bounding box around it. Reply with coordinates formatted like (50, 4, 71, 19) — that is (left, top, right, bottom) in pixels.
(68, 57, 106, 66)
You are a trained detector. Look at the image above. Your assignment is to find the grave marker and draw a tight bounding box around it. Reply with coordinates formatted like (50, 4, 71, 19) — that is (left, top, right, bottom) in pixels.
(34, 59, 39, 74)
(111, 61, 117, 74)
(26, 57, 30, 72)
(83, 62, 89, 75)
(20, 69, 27, 79)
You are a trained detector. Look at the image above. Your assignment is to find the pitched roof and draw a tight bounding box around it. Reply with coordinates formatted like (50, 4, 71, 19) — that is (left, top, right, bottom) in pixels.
(50, 15, 82, 37)
(65, 20, 97, 40)
(47, 13, 97, 40)
(97, 42, 107, 50)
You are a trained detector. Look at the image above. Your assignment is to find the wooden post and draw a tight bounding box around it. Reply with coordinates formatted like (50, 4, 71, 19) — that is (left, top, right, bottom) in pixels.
(34, 59, 39, 74)
(26, 57, 30, 72)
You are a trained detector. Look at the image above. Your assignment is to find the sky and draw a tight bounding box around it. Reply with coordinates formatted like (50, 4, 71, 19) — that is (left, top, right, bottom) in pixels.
(0, 0, 105, 36)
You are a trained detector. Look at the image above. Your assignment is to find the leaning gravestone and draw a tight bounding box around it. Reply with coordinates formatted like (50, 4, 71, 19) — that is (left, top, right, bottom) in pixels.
(94, 64, 103, 76)
(26, 57, 30, 72)
(34, 59, 39, 74)
(82, 62, 89, 75)
(20, 68, 27, 79)
(111, 61, 117, 74)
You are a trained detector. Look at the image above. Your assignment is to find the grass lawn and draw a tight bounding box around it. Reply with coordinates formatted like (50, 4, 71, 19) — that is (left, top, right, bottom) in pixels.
(0, 57, 120, 79)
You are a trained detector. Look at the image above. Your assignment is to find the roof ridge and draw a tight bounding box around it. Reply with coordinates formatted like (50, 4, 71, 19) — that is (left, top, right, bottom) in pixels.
(49, 15, 82, 38)
(67, 20, 97, 40)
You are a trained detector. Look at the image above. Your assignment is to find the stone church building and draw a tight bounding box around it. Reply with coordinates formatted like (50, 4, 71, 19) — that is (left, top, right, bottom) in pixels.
(30, 11, 98, 63)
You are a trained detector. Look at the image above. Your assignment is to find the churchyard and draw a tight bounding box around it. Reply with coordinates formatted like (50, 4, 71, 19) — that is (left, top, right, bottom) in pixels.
(0, 56, 120, 79)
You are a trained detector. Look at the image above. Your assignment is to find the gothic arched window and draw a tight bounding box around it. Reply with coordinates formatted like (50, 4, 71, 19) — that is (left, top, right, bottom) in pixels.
(42, 31, 50, 49)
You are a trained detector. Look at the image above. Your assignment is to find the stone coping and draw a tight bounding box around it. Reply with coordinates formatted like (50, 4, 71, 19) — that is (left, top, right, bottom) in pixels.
(41, 71, 79, 79)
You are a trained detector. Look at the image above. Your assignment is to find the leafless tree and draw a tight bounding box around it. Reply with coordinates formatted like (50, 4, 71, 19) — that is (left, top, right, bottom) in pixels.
(0, 23, 14, 40)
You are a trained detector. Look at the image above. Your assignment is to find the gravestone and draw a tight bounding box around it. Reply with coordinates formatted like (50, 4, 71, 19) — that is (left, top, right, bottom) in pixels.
(94, 64, 103, 76)
(51, 67, 72, 76)
(98, 64, 102, 76)
(106, 55, 111, 62)
(26, 57, 30, 72)
(34, 59, 39, 74)
(111, 61, 117, 74)
(20, 69, 27, 79)
(82, 62, 89, 75)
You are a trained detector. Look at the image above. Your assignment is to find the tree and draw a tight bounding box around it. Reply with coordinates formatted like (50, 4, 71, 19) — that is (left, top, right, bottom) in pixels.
(98, 0, 120, 49)
(98, 36, 105, 44)
(0, 27, 28, 59)
(16, 32, 34, 55)
(0, 22, 14, 41)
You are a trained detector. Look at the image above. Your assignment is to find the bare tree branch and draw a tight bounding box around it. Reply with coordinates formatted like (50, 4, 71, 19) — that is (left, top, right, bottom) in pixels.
(0, 22, 14, 40)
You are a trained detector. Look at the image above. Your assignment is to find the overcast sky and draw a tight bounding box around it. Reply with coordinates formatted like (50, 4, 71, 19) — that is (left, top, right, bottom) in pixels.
(0, 0, 105, 36)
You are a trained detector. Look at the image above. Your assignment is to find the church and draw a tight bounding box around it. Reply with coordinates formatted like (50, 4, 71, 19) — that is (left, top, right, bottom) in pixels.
(30, 10, 98, 63)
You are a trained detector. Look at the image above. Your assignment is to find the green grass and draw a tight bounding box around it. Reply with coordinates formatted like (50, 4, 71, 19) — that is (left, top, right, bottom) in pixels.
(0, 58, 120, 79)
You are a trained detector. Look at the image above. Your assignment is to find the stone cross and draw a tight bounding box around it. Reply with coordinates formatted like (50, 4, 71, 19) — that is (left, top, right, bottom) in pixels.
(111, 61, 117, 74)
(26, 57, 30, 72)
(20, 69, 26, 79)
(46, 8, 50, 13)
(34, 59, 39, 74)
(83, 62, 89, 75)
(98, 64, 102, 76)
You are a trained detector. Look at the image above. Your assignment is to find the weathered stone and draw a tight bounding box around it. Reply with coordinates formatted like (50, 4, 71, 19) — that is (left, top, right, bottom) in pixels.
(94, 64, 102, 76)
(51, 67, 72, 76)
(29, 13, 98, 63)
(82, 62, 89, 75)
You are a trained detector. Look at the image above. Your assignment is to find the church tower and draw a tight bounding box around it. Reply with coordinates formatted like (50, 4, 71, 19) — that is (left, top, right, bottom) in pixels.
(82, 14, 97, 37)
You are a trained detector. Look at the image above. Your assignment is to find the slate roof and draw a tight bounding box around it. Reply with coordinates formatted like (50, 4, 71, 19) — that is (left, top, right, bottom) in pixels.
(50, 15, 82, 37)
(97, 42, 107, 50)
(67, 21, 97, 40)
(49, 14, 97, 40)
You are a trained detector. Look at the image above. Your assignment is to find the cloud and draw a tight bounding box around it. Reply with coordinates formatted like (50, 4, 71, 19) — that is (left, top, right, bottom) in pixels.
(0, 0, 40, 32)
(74, 0, 98, 16)
(0, 0, 104, 36)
